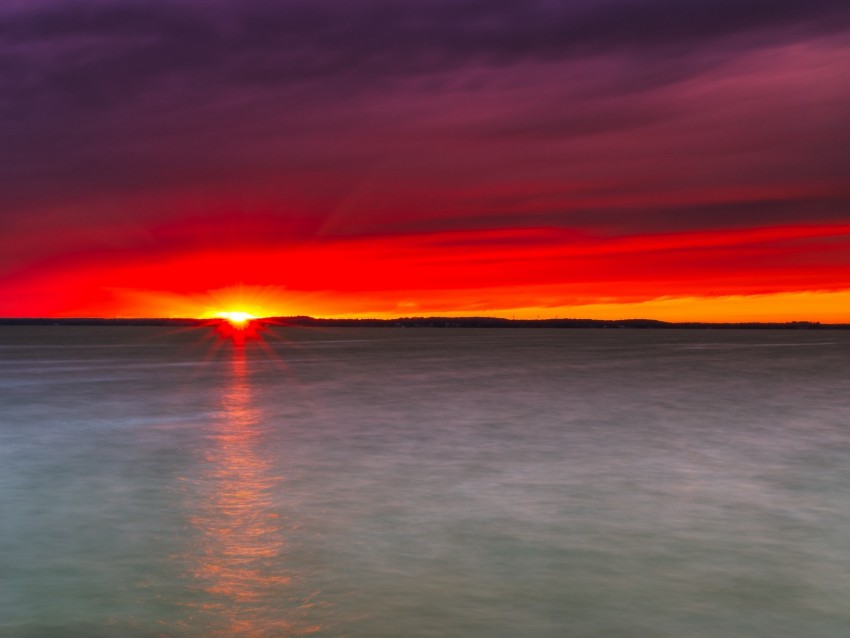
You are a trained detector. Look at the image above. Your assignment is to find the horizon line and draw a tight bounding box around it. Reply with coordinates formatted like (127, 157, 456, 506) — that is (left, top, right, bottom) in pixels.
(1, 315, 847, 328)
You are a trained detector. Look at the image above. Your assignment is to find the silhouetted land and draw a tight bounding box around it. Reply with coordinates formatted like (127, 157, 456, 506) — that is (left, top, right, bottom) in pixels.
(1, 317, 848, 329)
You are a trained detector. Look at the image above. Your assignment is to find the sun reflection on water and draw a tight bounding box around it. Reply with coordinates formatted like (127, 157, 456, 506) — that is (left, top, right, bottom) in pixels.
(185, 345, 319, 636)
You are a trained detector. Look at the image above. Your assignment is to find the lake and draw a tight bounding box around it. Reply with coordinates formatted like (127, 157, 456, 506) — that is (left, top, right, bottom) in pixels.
(2, 326, 850, 637)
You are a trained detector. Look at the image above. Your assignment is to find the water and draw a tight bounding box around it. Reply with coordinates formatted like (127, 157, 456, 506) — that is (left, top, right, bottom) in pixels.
(2, 326, 850, 637)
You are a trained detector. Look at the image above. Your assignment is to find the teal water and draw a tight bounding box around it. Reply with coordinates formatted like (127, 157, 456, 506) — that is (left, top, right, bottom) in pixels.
(2, 326, 850, 637)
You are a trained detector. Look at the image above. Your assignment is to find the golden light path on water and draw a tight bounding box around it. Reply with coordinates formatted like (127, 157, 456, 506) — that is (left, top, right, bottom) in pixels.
(183, 342, 320, 636)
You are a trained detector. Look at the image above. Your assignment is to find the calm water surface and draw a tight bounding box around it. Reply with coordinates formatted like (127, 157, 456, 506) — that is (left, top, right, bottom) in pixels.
(2, 327, 850, 637)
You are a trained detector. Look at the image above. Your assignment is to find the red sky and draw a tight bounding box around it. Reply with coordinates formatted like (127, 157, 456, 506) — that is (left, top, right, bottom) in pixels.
(2, 0, 850, 321)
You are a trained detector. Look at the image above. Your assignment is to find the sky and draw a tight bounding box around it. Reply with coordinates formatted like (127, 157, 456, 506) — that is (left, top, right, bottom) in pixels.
(2, 0, 850, 321)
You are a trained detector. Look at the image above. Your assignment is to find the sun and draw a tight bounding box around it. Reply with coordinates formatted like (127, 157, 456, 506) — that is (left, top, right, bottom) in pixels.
(214, 310, 258, 327)
(210, 310, 265, 342)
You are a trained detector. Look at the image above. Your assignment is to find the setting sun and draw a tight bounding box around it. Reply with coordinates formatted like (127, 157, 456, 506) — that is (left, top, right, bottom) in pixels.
(215, 311, 258, 327)
(209, 309, 266, 343)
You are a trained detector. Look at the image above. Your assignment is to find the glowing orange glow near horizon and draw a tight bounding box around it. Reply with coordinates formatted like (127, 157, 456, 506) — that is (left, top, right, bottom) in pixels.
(3, 223, 850, 324)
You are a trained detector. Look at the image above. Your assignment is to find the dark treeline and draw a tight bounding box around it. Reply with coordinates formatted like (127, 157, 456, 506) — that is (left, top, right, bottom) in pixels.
(1, 317, 848, 329)
(0, 318, 200, 326)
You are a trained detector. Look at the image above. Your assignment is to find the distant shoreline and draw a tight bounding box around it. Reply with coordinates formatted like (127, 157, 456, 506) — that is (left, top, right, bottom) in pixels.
(1, 317, 848, 330)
